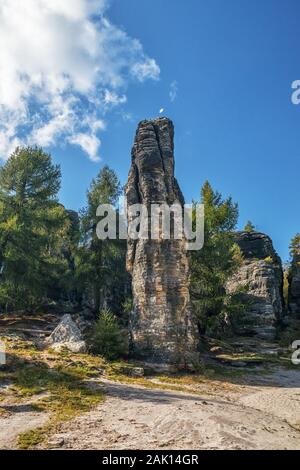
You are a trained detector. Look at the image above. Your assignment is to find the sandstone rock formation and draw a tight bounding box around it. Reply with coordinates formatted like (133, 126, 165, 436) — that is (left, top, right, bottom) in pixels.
(125, 117, 198, 368)
(46, 314, 86, 353)
(288, 254, 300, 317)
(226, 231, 284, 339)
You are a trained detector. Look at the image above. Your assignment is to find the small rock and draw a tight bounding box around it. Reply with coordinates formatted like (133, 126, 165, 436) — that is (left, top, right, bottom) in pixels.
(130, 367, 144, 377)
(47, 437, 64, 448)
(119, 366, 144, 377)
(51, 341, 86, 353)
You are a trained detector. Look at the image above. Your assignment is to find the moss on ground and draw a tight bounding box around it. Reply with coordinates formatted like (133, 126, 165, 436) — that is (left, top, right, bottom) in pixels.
(1, 333, 296, 449)
(0, 336, 105, 449)
(18, 428, 46, 450)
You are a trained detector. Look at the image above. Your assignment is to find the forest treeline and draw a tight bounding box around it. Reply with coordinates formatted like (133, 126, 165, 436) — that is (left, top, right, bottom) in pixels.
(0, 147, 298, 352)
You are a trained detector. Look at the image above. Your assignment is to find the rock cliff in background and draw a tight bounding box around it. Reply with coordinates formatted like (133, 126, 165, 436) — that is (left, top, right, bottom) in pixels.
(125, 117, 198, 368)
(226, 231, 284, 339)
(288, 254, 300, 317)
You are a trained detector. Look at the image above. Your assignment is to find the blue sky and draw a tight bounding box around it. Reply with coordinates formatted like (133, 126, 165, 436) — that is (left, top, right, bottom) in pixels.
(1, 0, 299, 261)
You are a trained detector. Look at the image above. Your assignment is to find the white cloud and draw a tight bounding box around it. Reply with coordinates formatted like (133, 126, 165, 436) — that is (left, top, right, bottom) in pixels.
(132, 58, 160, 82)
(0, 0, 160, 161)
(169, 80, 178, 102)
(69, 133, 101, 163)
(30, 95, 76, 147)
(0, 112, 23, 159)
(119, 110, 134, 122)
(103, 90, 127, 109)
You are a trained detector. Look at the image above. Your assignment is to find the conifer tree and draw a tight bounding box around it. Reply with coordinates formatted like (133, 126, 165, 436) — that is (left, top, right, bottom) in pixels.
(0, 147, 68, 309)
(290, 233, 300, 258)
(77, 165, 129, 315)
(244, 220, 255, 232)
(190, 181, 245, 336)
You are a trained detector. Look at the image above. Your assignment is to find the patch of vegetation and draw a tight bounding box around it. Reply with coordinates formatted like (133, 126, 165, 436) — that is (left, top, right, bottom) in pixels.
(18, 428, 46, 450)
(214, 352, 266, 364)
(189, 181, 249, 337)
(279, 320, 300, 348)
(1, 337, 105, 449)
(88, 309, 128, 360)
(155, 369, 245, 387)
(107, 358, 252, 394)
(283, 269, 289, 306)
(0, 407, 10, 417)
(105, 360, 193, 391)
(244, 221, 255, 232)
(16, 372, 104, 448)
(107, 369, 199, 394)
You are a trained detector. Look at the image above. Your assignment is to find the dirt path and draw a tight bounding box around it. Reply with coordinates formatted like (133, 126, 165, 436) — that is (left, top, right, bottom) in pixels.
(41, 368, 300, 450)
(1, 367, 300, 450)
(0, 398, 49, 450)
(0, 384, 50, 450)
(0, 411, 49, 450)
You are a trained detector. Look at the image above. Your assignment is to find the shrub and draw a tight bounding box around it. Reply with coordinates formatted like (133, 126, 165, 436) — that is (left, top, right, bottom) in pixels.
(89, 309, 128, 360)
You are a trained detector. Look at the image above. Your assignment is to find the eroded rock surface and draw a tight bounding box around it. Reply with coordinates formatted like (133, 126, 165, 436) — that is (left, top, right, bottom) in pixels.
(226, 231, 284, 338)
(125, 118, 198, 368)
(288, 254, 300, 317)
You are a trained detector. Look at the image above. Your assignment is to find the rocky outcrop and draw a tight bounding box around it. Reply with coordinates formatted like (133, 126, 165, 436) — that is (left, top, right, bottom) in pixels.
(125, 117, 198, 368)
(46, 314, 86, 353)
(288, 255, 300, 317)
(226, 231, 284, 339)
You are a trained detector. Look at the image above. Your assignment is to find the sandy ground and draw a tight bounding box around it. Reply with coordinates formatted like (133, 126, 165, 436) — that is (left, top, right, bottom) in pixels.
(0, 388, 50, 450)
(0, 410, 49, 450)
(43, 368, 300, 450)
(1, 367, 300, 450)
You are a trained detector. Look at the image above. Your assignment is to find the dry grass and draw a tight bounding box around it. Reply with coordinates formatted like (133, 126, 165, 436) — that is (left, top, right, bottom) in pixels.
(1, 333, 294, 449)
(0, 336, 106, 449)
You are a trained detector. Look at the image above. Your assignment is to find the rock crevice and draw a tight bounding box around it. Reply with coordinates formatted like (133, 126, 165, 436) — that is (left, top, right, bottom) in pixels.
(288, 254, 300, 317)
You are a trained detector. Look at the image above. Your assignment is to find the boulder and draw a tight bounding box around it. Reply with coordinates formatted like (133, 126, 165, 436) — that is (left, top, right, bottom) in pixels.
(226, 231, 284, 339)
(46, 314, 86, 353)
(125, 117, 199, 368)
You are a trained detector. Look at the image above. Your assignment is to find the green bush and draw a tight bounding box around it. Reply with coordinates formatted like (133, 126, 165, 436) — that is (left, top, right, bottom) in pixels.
(89, 309, 128, 360)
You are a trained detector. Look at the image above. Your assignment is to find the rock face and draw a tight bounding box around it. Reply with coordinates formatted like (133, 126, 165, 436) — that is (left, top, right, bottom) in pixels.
(46, 314, 86, 353)
(125, 117, 198, 368)
(288, 255, 300, 317)
(226, 231, 284, 339)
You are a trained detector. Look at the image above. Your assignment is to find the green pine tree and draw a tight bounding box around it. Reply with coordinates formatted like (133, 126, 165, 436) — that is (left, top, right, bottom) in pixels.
(190, 181, 245, 336)
(244, 220, 255, 232)
(77, 165, 130, 316)
(89, 309, 128, 360)
(0, 147, 69, 310)
(290, 233, 300, 259)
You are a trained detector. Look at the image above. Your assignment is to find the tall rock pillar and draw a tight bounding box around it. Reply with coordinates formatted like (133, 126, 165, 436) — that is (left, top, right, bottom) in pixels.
(125, 118, 198, 368)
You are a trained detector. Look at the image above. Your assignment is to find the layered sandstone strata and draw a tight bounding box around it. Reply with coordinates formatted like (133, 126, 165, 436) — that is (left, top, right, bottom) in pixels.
(226, 231, 284, 339)
(125, 117, 198, 368)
